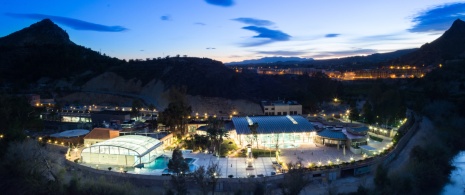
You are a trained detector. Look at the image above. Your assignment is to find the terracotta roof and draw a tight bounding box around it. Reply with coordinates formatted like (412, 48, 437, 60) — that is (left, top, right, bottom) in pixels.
(84, 128, 119, 140)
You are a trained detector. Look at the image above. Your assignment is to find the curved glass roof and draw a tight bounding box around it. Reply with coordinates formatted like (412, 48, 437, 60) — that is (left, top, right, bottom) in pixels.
(232, 115, 315, 134)
(83, 135, 162, 157)
(317, 129, 347, 140)
(349, 126, 369, 133)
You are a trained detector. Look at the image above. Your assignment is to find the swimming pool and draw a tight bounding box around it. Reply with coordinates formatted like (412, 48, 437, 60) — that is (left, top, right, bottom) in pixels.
(263, 143, 300, 149)
(145, 156, 197, 171)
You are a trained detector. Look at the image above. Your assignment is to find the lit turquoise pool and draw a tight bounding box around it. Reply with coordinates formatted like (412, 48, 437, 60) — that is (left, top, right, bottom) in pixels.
(263, 143, 300, 149)
(146, 156, 169, 169)
(145, 156, 197, 171)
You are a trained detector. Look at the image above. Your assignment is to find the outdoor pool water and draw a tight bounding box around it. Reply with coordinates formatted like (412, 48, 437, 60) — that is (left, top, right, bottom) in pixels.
(145, 156, 197, 172)
(263, 143, 300, 149)
(146, 156, 169, 169)
(281, 143, 300, 148)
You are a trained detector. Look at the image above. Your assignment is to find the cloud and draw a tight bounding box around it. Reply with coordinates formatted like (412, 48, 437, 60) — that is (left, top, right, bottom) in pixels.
(311, 49, 377, 58)
(194, 22, 206, 26)
(256, 50, 307, 56)
(5, 13, 127, 32)
(160, 15, 171, 21)
(356, 33, 407, 42)
(325, 33, 340, 38)
(205, 0, 234, 7)
(206, 47, 216, 49)
(409, 3, 465, 32)
(241, 26, 291, 47)
(232, 17, 274, 26)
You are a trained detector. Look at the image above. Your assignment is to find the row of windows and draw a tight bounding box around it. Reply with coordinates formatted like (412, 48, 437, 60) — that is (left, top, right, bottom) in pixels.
(264, 107, 275, 110)
(264, 111, 299, 115)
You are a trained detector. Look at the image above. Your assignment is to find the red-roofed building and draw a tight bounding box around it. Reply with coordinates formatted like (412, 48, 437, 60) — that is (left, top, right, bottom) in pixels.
(84, 128, 119, 146)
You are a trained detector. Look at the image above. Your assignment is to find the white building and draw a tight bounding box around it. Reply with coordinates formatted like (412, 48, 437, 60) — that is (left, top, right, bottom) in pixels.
(261, 100, 302, 115)
(80, 135, 164, 167)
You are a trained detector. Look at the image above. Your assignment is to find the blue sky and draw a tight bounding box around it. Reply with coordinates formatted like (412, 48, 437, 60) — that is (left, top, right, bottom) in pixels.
(1, 0, 465, 63)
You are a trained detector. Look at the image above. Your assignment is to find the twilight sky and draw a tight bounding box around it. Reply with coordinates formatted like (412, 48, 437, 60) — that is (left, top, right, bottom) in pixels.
(1, 0, 465, 63)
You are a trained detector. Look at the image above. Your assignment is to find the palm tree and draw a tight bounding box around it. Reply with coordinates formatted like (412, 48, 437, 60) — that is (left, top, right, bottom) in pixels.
(249, 122, 259, 149)
(148, 103, 157, 130)
(206, 117, 225, 155)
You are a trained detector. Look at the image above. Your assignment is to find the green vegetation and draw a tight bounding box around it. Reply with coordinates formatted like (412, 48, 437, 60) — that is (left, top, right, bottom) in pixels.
(167, 148, 189, 176)
(238, 148, 276, 158)
(279, 161, 311, 195)
(158, 87, 192, 137)
(218, 139, 238, 156)
(372, 60, 465, 194)
(192, 163, 221, 195)
(369, 135, 383, 142)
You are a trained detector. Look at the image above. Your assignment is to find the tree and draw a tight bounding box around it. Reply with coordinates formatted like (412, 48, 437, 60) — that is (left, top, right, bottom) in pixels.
(248, 122, 259, 149)
(131, 99, 143, 120)
(374, 164, 389, 190)
(192, 163, 221, 195)
(148, 103, 157, 130)
(0, 95, 40, 156)
(159, 87, 192, 136)
(206, 117, 226, 155)
(192, 165, 210, 195)
(167, 148, 189, 176)
(170, 174, 187, 195)
(362, 101, 375, 124)
(280, 161, 310, 195)
(193, 134, 210, 152)
(349, 107, 360, 123)
(207, 163, 221, 195)
(0, 140, 63, 194)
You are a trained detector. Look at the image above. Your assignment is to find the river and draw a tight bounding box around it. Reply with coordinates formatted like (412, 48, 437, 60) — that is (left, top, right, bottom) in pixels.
(442, 151, 465, 194)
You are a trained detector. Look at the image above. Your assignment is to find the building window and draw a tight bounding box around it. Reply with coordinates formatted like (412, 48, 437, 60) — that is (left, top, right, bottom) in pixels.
(265, 108, 269, 110)
(283, 112, 287, 115)
(277, 112, 281, 115)
(271, 108, 275, 110)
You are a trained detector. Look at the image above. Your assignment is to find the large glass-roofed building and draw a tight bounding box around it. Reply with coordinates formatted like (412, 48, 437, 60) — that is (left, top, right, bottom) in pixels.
(231, 115, 316, 148)
(81, 135, 163, 167)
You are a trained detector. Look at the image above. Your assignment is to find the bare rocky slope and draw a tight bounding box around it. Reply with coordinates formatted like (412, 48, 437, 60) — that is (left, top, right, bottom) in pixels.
(70, 71, 262, 114)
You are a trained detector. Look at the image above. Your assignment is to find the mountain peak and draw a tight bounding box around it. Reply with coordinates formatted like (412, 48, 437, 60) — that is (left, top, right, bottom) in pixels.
(445, 18, 465, 35)
(0, 19, 73, 46)
(395, 19, 465, 65)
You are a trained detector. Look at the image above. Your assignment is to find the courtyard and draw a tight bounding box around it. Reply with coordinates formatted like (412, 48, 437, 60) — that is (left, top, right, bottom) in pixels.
(128, 135, 392, 178)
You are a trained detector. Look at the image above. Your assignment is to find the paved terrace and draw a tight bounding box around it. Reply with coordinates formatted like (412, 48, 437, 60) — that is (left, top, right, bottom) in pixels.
(135, 139, 391, 178)
(77, 134, 392, 178)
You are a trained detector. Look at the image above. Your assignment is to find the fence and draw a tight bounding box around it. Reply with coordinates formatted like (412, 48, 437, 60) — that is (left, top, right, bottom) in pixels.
(64, 112, 422, 192)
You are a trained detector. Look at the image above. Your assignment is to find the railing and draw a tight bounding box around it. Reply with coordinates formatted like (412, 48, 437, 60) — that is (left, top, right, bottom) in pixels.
(64, 112, 422, 192)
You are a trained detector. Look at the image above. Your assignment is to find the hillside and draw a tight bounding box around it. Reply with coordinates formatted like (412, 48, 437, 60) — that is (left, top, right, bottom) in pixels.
(2, 18, 464, 113)
(227, 49, 417, 70)
(392, 19, 465, 66)
(108, 57, 298, 100)
(227, 56, 314, 65)
(0, 19, 123, 83)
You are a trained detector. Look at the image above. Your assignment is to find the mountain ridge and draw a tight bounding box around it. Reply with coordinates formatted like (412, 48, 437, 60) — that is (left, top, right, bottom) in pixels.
(392, 19, 465, 66)
(226, 56, 313, 65)
(0, 19, 73, 46)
